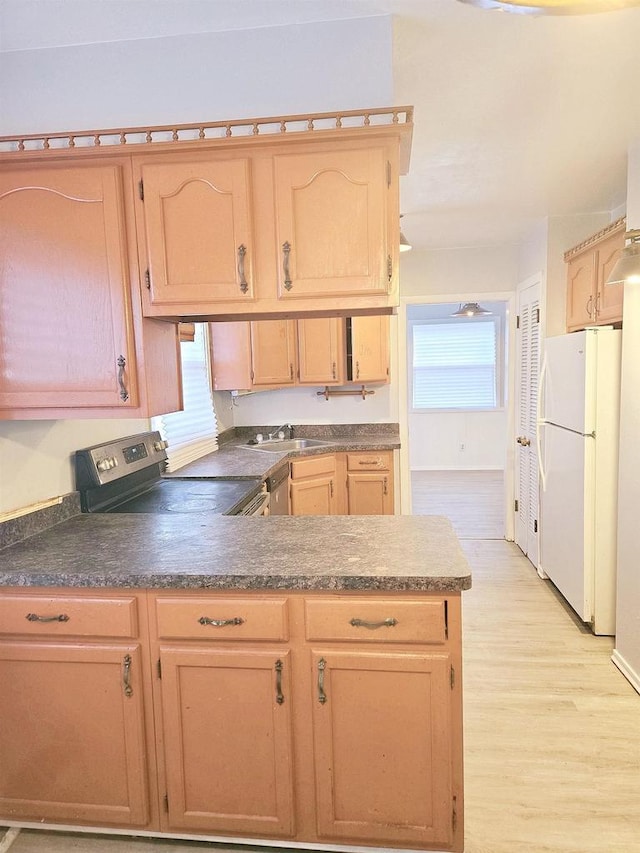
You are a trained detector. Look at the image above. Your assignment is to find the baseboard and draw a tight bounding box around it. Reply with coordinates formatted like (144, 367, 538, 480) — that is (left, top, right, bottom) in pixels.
(611, 649, 640, 695)
(410, 466, 504, 472)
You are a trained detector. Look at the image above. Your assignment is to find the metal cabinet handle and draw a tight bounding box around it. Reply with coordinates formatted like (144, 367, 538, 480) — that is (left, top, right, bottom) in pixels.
(330, 479, 334, 497)
(117, 355, 129, 402)
(358, 459, 379, 466)
(332, 361, 337, 380)
(383, 477, 388, 495)
(237, 244, 248, 294)
(349, 617, 398, 630)
(123, 654, 133, 697)
(586, 295, 594, 318)
(290, 363, 294, 380)
(355, 360, 360, 380)
(317, 657, 327, 704)
(26, 613, 69, 623)
(282, 241, 293, 290)
(198, 616, 245, 627)
(275, 659, 284, 705)
(595, 291, 601, 318)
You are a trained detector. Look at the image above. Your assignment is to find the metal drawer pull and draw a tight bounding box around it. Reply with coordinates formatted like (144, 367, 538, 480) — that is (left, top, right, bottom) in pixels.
(275, 659, 284, 705)
(117, 355, 129, 402)
(237, 244, 248, 293)
(349, 617, 398, 630)
(355, 360, 360, 379)
(282, 241, 293, 290)
(26, 613, 70, 623)
(317, 658, 327, 704)
(383, 477, 388, 495)
(358, 459, 379, 465)
(122, 654, 133, 697)
(198, 616, 245, 627)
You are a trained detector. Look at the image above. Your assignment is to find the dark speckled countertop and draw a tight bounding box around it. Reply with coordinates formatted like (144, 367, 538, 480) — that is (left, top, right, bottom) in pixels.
(0, 514, 471, 592)
(163, 426, 401, 481)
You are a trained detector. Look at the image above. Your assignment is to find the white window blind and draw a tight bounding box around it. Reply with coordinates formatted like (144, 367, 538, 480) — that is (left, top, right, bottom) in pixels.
(412, 319, 499, 410)
(152, 323, 218, 472)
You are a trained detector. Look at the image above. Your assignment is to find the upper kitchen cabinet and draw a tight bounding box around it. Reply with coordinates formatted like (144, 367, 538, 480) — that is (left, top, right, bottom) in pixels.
(565, 218, 625, 332)
(0, 159, 182, 420)
(126, 107, 411, 320)
(135, 155, 254, 308)
(272, 147, 389, 301)
(348, 315, 390, 383)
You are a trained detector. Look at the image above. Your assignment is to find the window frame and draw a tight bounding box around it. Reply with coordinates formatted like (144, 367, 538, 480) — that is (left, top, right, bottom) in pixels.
(409, 314, 505, 414)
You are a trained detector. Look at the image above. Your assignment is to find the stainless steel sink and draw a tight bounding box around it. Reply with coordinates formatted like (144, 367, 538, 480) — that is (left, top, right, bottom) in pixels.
(241, 438, 330, 452)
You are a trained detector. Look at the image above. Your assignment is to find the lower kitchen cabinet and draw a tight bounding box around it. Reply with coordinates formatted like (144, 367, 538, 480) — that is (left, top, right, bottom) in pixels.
(289, 453, 338, 515)
(290, 451, 395, 516)
(158, 647, 295, 836)
(311, 650, 454, 847)
(345, 451, 394, 515)
(0, 591, 152, 827)
(0, 588, 463, 852)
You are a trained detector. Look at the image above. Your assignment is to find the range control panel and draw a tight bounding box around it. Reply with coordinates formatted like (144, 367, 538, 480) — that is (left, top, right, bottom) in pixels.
(75, 431, 168, 488)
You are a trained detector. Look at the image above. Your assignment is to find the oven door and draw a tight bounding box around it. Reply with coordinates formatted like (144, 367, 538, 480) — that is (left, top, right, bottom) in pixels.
(234, 487, 270, 516)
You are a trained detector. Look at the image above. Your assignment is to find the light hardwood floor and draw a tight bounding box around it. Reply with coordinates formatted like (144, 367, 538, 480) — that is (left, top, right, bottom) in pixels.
(3, 474, 639, 853)
(411, 470, 504, 539)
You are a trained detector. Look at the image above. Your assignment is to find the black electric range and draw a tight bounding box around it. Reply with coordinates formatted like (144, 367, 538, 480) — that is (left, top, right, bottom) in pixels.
(74, 432, 267, 516)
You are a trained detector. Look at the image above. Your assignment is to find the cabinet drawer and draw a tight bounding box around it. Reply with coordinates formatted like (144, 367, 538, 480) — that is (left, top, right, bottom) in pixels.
(0, 594, 138, 638)
(346, 451, 392, 471)
(305, 597, 447, 644)
(156, 597, 289, 641)
(290, 454, 335, 480)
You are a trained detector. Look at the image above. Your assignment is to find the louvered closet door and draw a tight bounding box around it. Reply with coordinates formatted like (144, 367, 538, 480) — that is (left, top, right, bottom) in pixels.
(515, 279, 541, 567)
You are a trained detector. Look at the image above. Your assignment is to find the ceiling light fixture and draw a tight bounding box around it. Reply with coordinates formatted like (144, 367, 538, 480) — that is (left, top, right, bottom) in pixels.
(451, 302, 493, 317)
(606, 230, 640, 285)
(458, 0, 639, 14)
(399, 214, 412, 253)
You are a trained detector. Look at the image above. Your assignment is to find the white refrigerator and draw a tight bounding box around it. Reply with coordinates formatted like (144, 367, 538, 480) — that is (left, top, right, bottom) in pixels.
(538, 327, 621, 636)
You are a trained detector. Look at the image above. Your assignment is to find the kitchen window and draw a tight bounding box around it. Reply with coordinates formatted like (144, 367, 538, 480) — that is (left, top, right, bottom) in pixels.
(152, 323, 218, 471)
(411, 317, 502, 411)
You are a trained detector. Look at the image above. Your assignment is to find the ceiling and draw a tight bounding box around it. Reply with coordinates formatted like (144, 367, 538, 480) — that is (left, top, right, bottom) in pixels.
(2, 0, 640, 251)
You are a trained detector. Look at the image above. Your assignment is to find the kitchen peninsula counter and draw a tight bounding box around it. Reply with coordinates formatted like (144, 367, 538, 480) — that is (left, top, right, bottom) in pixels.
(0, 513, 470, 592)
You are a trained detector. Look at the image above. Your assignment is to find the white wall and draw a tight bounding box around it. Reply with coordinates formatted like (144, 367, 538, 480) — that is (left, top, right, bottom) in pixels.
(0, 419, 148, 514)
(406, 301, 509, 471)
(0, 15, 393, 514)
(614, 140, 640, 691)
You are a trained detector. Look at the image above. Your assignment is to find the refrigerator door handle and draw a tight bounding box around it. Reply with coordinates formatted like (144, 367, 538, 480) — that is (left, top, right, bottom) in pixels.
(536, 355, 548, 492)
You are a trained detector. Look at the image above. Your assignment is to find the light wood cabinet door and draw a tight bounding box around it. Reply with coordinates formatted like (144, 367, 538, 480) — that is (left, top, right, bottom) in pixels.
(595, 230, 625, 324)
(349, 315, 390, 383)
(139, 157, 254, 307)
(310, 650, 454, 848)
(0, 642, 149, 826)
(250, 319, 297, 387)
(159, 646, 295, 836)
(290, 475, 337, 516)
(346, 471, 393, 515)
(290, 454, 338, 516)
(566, 252, 596, 332)
(0, 162, 140, 411)
(297, 318, 345, 385)
(273, 147, 389, 299)
(209, 321, 252, 391)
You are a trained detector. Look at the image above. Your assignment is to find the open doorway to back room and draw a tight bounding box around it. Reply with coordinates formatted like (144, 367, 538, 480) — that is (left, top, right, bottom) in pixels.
(407, 301, 508, 539)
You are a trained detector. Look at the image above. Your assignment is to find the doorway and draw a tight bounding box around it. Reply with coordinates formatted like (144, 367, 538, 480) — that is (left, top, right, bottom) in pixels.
(399, 297, 514, 539)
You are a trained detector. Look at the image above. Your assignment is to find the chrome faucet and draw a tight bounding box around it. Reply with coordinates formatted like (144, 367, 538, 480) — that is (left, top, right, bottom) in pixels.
(267, 423, 293, 441)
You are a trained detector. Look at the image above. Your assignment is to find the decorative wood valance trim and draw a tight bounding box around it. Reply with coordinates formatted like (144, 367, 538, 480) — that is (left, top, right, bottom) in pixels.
(564, 216, 626, 262)
(0, 106, 414, 169)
